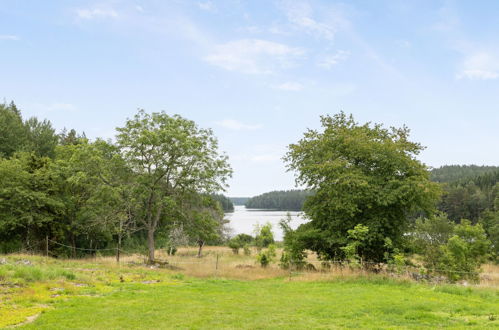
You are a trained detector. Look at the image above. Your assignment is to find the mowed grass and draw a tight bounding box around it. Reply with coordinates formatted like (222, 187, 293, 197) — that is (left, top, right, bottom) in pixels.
(1, 253, 498, 329)
(23, 278, 499, 329)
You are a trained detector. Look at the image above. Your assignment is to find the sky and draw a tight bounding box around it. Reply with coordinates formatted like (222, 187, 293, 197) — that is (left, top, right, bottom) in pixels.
(1, 0, 499, 197)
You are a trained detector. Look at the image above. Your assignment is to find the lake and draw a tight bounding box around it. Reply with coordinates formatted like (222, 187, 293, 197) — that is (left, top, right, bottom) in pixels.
(225, 205, 308, 241)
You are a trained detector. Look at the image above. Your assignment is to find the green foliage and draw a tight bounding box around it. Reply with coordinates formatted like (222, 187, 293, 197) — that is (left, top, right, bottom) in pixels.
(438, 220, 491, 282)
(115, 109, 232, 261)
(431, 165, 499, 183)
(280, 213, 307, 269)
(479, 209, 499, 261)
(256, 244, 276, 267)
(0, 101, 28, 158)
(417, 217, 491, 282)
(24, 117, 58, 158)
(228, 234, 254, 254)
(340, 224, 370, 265)
(413, 213, 456, 267)
(243, 244, 251, 256)
(228, 237, 242, 254)
(285, 112, 441, 262)
(0, 106, 232, 260)
(254, 222, 274, 249)
(211, 194, 234, 212)
(245, 189, 313, 211)
(229, 197, 249, 205)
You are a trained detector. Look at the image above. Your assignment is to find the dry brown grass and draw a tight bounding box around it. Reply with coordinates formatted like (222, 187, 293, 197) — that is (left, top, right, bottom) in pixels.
(83, 246, 499, 286)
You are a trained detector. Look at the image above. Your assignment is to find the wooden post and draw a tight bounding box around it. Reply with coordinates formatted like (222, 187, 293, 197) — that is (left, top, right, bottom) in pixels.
(215, 253, 219, 270)
(45, 235, 49, 258)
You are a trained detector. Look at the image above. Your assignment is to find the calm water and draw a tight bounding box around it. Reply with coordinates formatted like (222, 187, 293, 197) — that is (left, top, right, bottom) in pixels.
(225, 205, 308, 241)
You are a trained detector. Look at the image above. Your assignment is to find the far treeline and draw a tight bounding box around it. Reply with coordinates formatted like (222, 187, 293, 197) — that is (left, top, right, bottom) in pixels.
(1, 101, 497, 283)
(244, 190, 313, 211)
(245, 165, 499, 223)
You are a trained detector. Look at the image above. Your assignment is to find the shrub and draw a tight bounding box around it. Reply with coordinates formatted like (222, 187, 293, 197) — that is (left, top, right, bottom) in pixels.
(228, 237, 242, 254)
(254, 223, 274, 249)
(280, 213, 307, 270)
(243, 244, 251, 256)
(435, 220, 490, 282)
(257, 244, 276, 267)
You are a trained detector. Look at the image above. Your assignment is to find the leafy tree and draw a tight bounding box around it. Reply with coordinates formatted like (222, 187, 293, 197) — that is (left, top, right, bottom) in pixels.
(285, 112, 441, 262)
(479, 209, 499, 262)
(254, 222, 274, 249)
(0, 153, 62, 251)
(24, 117, 58, 158)
(116, 110, 232, 262)
(183, 194, 226, 257)
(58, 128, 87, 146)
(0, 101, 28, 157)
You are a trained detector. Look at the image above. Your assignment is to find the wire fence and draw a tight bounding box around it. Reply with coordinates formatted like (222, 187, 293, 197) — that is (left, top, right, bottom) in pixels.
(3, 240, 495, 284)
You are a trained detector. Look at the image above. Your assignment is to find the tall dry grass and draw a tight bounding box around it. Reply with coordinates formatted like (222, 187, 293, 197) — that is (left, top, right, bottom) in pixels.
(89, 246, 498, 287)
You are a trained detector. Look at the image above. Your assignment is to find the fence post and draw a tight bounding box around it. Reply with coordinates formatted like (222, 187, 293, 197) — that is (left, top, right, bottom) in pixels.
(215, 253, 219, 272)
(45, 235, 49, 259)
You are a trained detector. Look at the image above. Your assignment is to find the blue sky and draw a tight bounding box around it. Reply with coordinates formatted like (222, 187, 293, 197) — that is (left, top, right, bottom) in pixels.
(1, 0, 499, 196)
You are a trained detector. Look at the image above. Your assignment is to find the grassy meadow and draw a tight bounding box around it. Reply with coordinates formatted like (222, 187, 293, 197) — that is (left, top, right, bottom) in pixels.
(1, 247, 498, 329)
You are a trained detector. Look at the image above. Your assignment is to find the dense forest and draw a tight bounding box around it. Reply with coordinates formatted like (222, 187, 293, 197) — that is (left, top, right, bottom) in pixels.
(229, 197, 250, 206)
(430, 165, 499, 183)
(211, 194, 234, 213)
(245, 190, 313, 211)
(431, 166, 498, 224)
(0, 102, 233, 261)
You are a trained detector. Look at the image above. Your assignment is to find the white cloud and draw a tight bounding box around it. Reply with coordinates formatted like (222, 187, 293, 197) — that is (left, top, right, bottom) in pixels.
(198, 1, 215, 12)
(205, 39, 305, 74)
(215, 119, 263, 131)
(272, 82, 304, 91)
(317, 50, 349, 69)
(278, 0, 345, 40)
(0, 35, 19, 40)
(457, 52, 499, 80)
(76, 7, 119, 20)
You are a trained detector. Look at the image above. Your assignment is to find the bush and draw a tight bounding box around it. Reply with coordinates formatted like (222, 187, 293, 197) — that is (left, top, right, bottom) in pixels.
(257, 244, 276, 267)
(254, 223, 274, 249)
(243, 244, 251, 256)
(228, 238, 242, 254)
(435, 221, 490, 282)
(280, 213, 307, 269)
(417, 217, 491, 282)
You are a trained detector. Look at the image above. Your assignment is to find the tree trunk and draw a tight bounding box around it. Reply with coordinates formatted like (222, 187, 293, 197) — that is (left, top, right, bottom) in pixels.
(197, 240, 204, 258)
(71, 235, 76, 258)
(147, 227, 155, 263)
(116, 234, 122, 263)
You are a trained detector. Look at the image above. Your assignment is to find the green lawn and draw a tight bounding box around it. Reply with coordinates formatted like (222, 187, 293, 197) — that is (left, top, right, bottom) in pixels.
(1, 255, 498, 329)
(22, 278, 498, 329)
